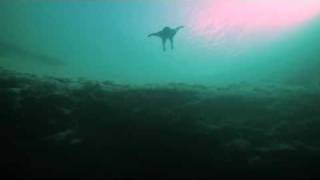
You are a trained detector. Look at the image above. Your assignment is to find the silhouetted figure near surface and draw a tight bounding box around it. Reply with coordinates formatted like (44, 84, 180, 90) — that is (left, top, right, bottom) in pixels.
(148, 26, 184, 51)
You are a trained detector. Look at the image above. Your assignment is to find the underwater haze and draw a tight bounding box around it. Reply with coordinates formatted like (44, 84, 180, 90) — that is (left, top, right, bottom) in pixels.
(1, 0, 320, 85)
(2, 0, 320, 178)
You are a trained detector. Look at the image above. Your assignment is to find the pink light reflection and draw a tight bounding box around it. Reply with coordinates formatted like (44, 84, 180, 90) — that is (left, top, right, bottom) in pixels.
(191, 0, 320, 36)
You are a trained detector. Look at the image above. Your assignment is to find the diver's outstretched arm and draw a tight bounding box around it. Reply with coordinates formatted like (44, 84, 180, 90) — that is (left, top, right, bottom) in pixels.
(175, 26, 184, 32)
(148, 33, 156, 37)
(148, 31, 160, 37)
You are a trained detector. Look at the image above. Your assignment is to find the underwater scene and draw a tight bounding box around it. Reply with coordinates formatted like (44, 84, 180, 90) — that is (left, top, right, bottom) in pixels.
(1, 0, 320, 178)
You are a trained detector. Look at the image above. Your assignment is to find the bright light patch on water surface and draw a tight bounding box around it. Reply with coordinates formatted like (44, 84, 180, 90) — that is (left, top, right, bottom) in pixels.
(190, 0, 320, 37)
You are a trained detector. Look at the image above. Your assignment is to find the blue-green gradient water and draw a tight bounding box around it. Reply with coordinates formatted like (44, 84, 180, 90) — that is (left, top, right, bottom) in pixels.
(0, 0, 320, 86)
(2, 1, 320, 178)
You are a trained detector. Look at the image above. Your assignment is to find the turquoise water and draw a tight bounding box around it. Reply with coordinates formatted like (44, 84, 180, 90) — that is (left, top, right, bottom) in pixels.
(1, 0, 320, 86)
(1, 1, 320, 178)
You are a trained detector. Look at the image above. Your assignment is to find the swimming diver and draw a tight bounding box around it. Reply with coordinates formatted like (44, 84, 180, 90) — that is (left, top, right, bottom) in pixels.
(148, 26, 184, 51)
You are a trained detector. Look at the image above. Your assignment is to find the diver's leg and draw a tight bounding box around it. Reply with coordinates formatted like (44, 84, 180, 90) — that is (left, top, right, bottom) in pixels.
(162, 38, 167, 51)
(170, 38, 174, 50)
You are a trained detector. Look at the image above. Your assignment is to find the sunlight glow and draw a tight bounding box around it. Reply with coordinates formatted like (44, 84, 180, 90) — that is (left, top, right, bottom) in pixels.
(190, 0, 320, 36)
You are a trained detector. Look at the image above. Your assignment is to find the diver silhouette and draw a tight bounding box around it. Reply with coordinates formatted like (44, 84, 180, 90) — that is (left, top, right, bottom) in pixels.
(148, 26, 184, 51)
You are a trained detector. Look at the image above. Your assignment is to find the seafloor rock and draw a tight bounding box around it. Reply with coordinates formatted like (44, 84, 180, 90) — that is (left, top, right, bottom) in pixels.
(1, 68, 320, 178)
(225, 138, 252, 152)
